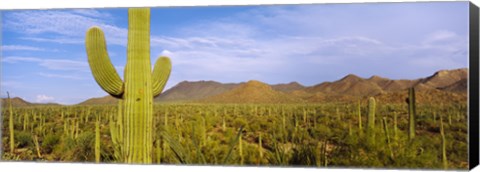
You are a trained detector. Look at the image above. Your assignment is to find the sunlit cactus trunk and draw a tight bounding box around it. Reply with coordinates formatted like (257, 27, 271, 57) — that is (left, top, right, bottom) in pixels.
(86, 8, 171, 164)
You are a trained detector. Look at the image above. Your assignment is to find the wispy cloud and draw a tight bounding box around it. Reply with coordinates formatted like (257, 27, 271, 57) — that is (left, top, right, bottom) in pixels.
(2, 56, 89, 71)
(2, 56, 43, 63)
(1, 81, 28, 88)
(38, 72, 87, 80)
(5, 10, 127, 46)
(2, 45, 46, 51)
(148, 5, 467, 83)
(71, 9, 113, 19)
(20, 37, 84, 44)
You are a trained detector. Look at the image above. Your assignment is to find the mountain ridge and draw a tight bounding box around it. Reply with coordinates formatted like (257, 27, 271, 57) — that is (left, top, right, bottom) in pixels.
(80, 67, 469, 105)
(7, 68, 467, 106)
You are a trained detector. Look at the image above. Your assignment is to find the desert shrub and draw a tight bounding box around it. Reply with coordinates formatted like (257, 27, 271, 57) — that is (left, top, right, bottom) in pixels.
(55, 136, 77, 161)
(15, 131, 33, 148)
(266, 142, 292, 166)
(42, 133, 60, 154)
(289, 144, 317, 166)
(233, 118, 248, 128)
(75, 131, 95, 161)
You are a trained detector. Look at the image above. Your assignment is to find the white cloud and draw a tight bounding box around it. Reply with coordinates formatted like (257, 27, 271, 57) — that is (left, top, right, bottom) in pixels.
(36, 94, 55, 103)
(2, 45, 46, 51)
(71, 9, 112, 18)
(160, 50, 173, 57)
(39, 59, 88, 71)
(20, 37, 84, 44)
(1, 81, 24, 88)
(38, 73, 87, 80)
(2, 56, 89, 71)
(2, 56, 43, 63)
(424, 30, 458, 44)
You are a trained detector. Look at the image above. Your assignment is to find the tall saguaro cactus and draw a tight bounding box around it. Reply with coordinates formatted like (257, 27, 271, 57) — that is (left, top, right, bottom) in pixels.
(7, 92, 15, 154)
(408, 87, 416, 141)
(367, 97, 376, 143)
(86, 8, 172, 164)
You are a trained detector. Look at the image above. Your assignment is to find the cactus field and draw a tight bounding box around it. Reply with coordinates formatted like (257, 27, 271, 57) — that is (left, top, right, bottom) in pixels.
(1, 96, 469, 169)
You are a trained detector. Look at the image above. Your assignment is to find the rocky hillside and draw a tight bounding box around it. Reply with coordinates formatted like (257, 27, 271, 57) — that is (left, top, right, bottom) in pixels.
(154, 80, 240, 102)
(77, 95, 118, 105)
(1, 97, 61, 107)
(201, 80, 305, 104)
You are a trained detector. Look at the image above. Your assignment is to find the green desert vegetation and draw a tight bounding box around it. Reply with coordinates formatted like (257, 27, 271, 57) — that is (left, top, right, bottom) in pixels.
(1, 90, 469, 169)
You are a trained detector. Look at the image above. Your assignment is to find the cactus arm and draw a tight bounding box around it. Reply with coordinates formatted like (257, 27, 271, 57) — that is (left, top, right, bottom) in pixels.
(86, 27, 124, 98)
(152, 56, 172, 97)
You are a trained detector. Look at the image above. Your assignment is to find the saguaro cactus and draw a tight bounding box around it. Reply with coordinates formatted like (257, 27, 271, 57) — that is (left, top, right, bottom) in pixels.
(407, 87, 416, 141)
(86, 8, 171, 164)
(440, 114, 448, 169)
(95, 116, 101, 163)
(7, 92, 15, 154)
(357, 100, 362, 131)
(367, 97, 376, 142)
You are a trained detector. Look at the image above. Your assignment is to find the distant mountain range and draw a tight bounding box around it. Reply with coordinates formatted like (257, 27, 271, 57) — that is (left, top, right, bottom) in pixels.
(0, 97, 61, 107)
(2, 68, 468, 106)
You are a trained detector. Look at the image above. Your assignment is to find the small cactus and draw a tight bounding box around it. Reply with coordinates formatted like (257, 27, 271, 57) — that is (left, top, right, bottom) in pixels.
(85, 8, 171, 163)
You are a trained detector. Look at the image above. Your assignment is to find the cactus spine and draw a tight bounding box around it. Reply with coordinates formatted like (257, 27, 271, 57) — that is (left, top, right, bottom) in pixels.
(367, 97, 376, 142)
(86, 8, 171, 164)
(408, 87, 416, 140)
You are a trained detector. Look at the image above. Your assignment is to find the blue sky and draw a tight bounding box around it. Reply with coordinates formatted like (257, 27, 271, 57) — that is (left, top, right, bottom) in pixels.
(1, 2, 469, 105)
